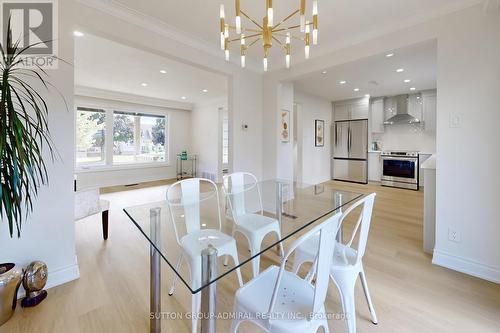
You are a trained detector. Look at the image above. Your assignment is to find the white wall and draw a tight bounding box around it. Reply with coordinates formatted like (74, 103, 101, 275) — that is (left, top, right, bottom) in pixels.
(294, 90, 333, 185)
(72, 0, 263, 180)
(263, 5, 500, 282)
(276, 82, 294, 181)
(75, 95, 191, 189)
(433, 7, 500, 282)
(191, 97, 227, 182)
(0, 2, 79, 289)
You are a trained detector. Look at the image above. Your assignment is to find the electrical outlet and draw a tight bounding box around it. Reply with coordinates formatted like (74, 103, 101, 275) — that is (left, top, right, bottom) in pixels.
(448, 228, 461, 243)
(449, 113, 462, 128)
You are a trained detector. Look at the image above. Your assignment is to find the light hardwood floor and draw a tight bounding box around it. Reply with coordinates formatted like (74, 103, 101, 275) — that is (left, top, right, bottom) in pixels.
(2, 181, 499, 333)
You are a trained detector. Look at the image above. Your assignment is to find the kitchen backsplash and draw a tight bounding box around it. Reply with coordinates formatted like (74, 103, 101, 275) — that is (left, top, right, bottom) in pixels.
(372, 123, 436, 153)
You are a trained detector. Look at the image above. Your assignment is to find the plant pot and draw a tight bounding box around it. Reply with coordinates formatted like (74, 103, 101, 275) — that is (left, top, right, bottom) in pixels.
(0, 263, 23, 326)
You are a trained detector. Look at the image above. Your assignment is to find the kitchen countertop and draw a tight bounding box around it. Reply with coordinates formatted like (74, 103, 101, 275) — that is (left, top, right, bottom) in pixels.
(421, 155, 436, 169)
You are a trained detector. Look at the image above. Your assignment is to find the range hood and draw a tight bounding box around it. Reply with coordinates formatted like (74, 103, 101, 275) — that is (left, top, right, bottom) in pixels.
(383, 94, 421, 125)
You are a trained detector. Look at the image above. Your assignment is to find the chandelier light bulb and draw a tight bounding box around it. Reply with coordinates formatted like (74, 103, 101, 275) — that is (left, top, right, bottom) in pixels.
(241, 55, 246, 68)
(313, 29, 318, 45)
(286, 54, 290, 69)
(224, 24, 229, 38)
(286, 32, 291, 45)
(300, 15, 305, 32)
(268, 8, 274, 26)
(241, 34, 245, 45)
(305, 20, 310, 34)
(220, 4, 225, 19)
(313, 0, 318, 15)
(236, 16, 241, 34)
(305, 45, 310, 59)
(220, 33, 225, 50)
(263, 57, 268, 72)
(225, 49, 230, 61)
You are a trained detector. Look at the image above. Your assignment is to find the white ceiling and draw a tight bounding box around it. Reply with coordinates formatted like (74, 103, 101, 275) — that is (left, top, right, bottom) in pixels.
(74, 34, 228, 104)
(108, 0, 481, 68)
(293, 40, 437, 101)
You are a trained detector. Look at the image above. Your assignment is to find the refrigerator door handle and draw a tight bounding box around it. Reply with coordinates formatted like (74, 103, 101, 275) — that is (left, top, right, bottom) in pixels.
(348, 127, 351, 154)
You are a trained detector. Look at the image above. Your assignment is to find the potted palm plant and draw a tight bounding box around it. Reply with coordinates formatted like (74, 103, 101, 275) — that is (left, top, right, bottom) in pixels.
(0, 20, 65, 325)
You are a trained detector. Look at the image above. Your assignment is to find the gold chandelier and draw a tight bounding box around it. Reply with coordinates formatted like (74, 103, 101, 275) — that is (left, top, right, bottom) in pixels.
(219, 0, 318, 71)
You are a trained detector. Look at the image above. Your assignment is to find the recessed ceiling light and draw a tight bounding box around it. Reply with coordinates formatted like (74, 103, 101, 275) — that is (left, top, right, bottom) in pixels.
(410, 87, 416, 91)
(339, 80, 347, 85)
(396, 68, 404, 73)
(404, 79, 411, 83)
(159, 70, 167, 74)
(364, 94, 371, 98)
(386, 53, 394, 57)
(181, 96, 187, 100)
(354, 88, 360, 92)
(202, 89, 208, 93)
(73, 31, 84, 37)
(321, 70, 327, 74)
(141, 83, 148, 87)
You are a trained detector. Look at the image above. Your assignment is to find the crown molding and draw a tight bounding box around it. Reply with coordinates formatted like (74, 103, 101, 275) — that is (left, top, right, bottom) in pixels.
(77, 0, 262, 73)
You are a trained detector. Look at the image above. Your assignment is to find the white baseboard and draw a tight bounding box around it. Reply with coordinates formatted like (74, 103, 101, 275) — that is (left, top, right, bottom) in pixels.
(433, 250, 500, 284)
(17, 256, 80, 299)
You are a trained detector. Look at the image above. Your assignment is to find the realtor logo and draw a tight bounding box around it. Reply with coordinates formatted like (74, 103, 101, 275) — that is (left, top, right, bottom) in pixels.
(1, 0, 58, 67)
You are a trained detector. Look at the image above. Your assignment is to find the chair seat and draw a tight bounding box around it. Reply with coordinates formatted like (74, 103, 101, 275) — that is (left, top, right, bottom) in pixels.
(180, 229, 237, 259)
(297, 236, 358, 269)
(234, 266, 325, 330)
(234, 213, 280, 235)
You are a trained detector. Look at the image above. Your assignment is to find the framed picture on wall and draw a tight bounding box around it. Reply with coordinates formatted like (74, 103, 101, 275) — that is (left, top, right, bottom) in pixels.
(315, 119, 325, 147)
(280, 110, 290, 143)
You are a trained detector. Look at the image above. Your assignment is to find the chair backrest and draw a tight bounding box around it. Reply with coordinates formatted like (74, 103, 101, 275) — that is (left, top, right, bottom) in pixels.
(268, 211, 342, 318)
(338, 193, 376, 264)
(166, 178, 222, 244)
(222, 172, 263, 221)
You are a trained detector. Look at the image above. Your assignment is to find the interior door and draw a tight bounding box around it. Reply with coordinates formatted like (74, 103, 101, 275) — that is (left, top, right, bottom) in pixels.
(333, 122, 349, 158)
(348, 120, 368, 159)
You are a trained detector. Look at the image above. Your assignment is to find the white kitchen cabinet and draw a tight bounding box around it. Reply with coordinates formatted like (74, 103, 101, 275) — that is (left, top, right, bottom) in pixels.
(333, 98, 369, 121)
(371, 98, 385, 133)
(368, 152, 381, 182)
(422, 91, 437, 132)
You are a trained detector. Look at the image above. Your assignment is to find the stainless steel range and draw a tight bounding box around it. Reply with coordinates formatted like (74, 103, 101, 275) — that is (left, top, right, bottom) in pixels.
(381, 151, 419, 190)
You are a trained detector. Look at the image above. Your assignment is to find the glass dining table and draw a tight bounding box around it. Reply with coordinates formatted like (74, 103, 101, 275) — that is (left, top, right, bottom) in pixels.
(124, 179, 363, 333)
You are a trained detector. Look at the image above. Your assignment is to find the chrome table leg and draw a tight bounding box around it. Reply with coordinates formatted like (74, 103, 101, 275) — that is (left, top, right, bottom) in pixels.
(150, 208, 161, 333)
(335, 193, 343, 243)
(200, 245, 217, 333)
(276, 182, 283, 253)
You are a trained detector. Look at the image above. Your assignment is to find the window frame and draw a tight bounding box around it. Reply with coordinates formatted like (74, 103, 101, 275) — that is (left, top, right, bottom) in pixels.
(74, 103, 170, 172)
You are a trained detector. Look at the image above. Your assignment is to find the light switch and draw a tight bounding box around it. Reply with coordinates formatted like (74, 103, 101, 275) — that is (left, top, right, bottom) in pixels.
(449, 113, 462, 128)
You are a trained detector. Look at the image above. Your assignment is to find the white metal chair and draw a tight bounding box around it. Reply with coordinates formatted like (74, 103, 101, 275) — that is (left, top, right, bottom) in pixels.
(166, 178, 243, 333)
(292, 193, 378, 333)
(230, 211, 342, 333)
(223, 172, 284, 277)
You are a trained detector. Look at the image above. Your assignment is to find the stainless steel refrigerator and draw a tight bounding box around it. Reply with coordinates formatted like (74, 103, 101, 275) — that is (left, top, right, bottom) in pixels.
(332, 119, 368, 184)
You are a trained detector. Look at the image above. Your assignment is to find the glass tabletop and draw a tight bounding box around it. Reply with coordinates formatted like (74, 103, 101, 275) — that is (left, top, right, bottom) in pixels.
(124, 179, 362, 294)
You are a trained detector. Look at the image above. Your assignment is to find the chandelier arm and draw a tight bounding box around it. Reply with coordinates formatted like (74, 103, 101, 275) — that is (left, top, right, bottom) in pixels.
(274, 33, 304, 41)
(240, 10, 264, 30)
(246, 37, 261, 48)
(272, 9, 300, 31)
(272, 36, 283, 45)
(273, 22, 313, 33)
(230, 32, 261, 42)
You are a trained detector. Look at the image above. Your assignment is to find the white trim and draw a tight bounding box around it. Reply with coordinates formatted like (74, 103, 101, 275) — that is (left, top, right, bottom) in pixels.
(433, 249, 500, 284)
(76, 161, 171, 173)
(75, 86, 193, 111)
(17, 256, 80, 299)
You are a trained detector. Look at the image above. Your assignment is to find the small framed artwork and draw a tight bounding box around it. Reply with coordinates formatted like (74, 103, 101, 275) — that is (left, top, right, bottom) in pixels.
(281, 110, 290, 143)
(315, 119, 325, 147)
(314, 184, 325, 195)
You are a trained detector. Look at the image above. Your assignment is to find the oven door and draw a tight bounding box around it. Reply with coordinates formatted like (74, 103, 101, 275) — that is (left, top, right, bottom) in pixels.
(381, 156, 418, 184)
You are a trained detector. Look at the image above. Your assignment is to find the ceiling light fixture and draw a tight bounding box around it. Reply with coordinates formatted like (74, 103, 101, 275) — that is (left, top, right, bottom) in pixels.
(410, 87, 416, 91)
(354, 88, 360, 92)
(202, 89, 208, 93)
(160, 70, 167, 74)
(396, 68, 404, 73)
(73, 31, 84, 37)
(386, 53, 394, 57)
(365, 94, 371, 98)
(339, 81, 347, 85)
(404, 79, 411, 83)
(141, 83, 148, 87)
(181, 96, 187, 100)
(321, 70, 327, 74)
(220, 0, 318, 71)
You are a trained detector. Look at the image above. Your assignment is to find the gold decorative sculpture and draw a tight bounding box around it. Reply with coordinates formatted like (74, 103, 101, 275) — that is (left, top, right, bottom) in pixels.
(21, 261, 48, 308)
(0, 263, 23, 326)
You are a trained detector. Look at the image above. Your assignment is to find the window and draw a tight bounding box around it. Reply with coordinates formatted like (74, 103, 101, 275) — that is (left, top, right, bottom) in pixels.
(113, 111, 166, 164)
(75, 107, 106, 166)
(75, 106, 168, 169)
